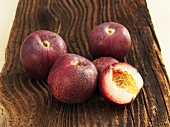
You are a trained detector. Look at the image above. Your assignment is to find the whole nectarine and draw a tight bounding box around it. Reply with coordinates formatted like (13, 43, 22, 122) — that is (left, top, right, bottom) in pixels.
(88, 22, 131, 60)
(20, 30, 67, 80)
(48, 54, 98, 104)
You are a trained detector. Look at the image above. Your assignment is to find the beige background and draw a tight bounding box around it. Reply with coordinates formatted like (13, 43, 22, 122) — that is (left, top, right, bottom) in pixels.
(0, 0, 170, 77)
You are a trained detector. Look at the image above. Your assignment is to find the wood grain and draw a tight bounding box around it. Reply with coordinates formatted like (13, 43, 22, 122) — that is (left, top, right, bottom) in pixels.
(0, 0, 170, 126)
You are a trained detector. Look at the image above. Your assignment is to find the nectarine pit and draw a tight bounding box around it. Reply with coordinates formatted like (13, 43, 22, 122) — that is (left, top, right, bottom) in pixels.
(112, 69, 138, 94)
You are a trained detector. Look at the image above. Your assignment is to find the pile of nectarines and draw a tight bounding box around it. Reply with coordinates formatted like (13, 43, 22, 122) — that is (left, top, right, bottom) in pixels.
(20, 22, 143, 106)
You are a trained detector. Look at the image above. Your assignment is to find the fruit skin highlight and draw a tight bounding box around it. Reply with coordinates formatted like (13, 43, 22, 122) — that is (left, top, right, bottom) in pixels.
(20, 30, 67, 80)
(48, 53, 98, 104)
(88, 22, 131, 60)
(99, 62, 143, 106)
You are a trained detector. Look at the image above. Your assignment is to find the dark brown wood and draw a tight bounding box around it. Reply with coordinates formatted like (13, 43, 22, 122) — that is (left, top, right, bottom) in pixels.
(0, 0, 170, 126)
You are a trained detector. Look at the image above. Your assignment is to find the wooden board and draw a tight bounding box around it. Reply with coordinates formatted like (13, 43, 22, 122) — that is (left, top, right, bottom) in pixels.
(0, 0, 170, 126)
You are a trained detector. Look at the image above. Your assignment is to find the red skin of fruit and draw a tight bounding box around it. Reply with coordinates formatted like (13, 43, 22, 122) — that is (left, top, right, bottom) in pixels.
(48, 53, 98, 104)
(20, 30, 67, 80)
(88, 22, 131, 60)
(100, 63, 143, 106)
(93, 57, 119, 94)
(93, 57, 119, 76)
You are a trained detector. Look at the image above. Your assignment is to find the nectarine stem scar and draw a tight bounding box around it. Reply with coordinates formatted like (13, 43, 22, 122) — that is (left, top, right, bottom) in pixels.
(42, 40, 50, 48)
(72, 60, 83, 66)
(106, 28, 115, 35)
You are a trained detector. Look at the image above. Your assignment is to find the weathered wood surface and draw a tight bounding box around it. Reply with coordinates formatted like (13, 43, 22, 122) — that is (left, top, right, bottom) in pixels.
(0, 0, 170, 126)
